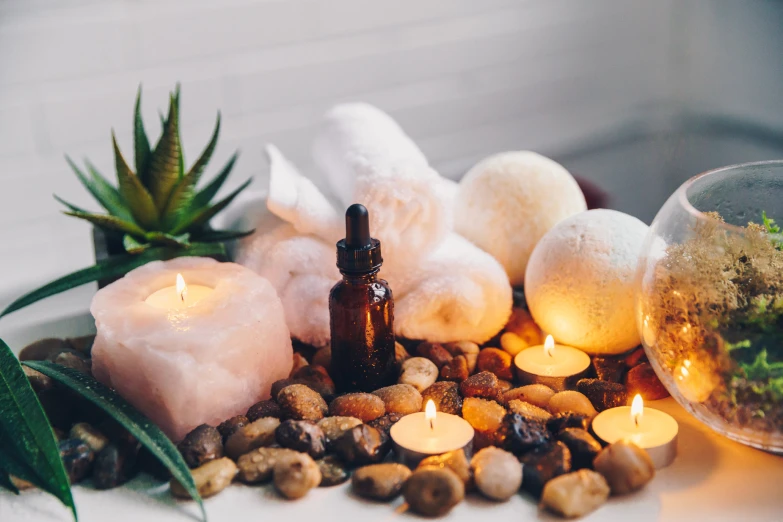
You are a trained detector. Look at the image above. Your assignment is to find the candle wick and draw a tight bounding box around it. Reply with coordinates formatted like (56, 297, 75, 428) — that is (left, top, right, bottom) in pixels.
(429, 419, 434, 430)
(634, 415, 639, 427)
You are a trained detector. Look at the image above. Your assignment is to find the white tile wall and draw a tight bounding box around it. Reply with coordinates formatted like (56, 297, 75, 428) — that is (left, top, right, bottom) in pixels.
(0, 0, 781, 310)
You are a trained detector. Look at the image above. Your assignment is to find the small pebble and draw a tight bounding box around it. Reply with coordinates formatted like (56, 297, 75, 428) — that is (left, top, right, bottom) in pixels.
(291, 365, 337, 400)
(471, 429, 502, 452)
(626, 362, 669, 400)
(624, 347, 647, 368)
(593, 440, 655, 495)
(592, 355, 627, 382)
(217, 415, 249, 442)
(576, 378, 628, 411)
(66, 334, 95, 355)
(497, 413, 550, 456)
(500, 331, 529, 357)
(394, 342, 411, 368)
(236, 447, 298, 483)
(541, 469, 610, 518)
(417, 342, 453, 369)
(23, 366, 53, 392)
(504, 384, 555, 408)
(275, 420, 326, 459)
(497, 379, 513, 393)
(366, 413, 404, 437)
(548, 391, 598, 418)
(329, 393, 385, 422)
(54, 352, 92, 376)
(546, 412, 590, 434)
(312, 345, 332, 372)
(471, 447, 522, 501)
(246, 399, 282, 421)
(224, 417, 280, 460)
(177, 424, 224, 468)
(277, 384, 329, 421)
(69, 422, 109, 453)
(520, 441, 572, 497)
(418, 449, 472, 487)
(271, 378, 297, 398)
(352, 463, 412, 500)
(439, 355, 469, 382)
(93, 444, 137, 490)
(372, 384, 422, 415)
(421, 381, 462, 415)
(171, 457, 237, 499)
(557, 428, 602, 470)
(19, 338, 74, 361)
(399, 357, 439, 392)
(333, 425, 390, 467)
(504, 308, 543, 345)
(317, 456, 350, 487)
(507, 400, 552, 423)
(442, 341, 480, 373)
(317, 416, 363, 447)
(58, 438, 94, 484)
(403, 468, 465, 517)
(477, 348, 514, 380)
(460, 371, 503, 402)
(273, 452, 322, 499)
(290, 353, 309, 376)
(462, 397, 506, 432)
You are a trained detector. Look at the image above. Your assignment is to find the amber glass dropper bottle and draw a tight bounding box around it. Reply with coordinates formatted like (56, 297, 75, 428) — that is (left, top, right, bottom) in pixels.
(329, 204, 396, 392)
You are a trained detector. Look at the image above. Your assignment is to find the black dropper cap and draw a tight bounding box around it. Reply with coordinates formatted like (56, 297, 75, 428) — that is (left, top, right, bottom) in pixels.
(336, 204, 383, 273)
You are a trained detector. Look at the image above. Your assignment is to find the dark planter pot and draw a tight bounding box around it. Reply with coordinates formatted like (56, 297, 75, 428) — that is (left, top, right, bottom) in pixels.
(92, 227, 229, 289)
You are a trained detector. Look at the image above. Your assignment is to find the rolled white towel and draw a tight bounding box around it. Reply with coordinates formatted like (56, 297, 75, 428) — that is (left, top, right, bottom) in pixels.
(386, 233, 512, 344)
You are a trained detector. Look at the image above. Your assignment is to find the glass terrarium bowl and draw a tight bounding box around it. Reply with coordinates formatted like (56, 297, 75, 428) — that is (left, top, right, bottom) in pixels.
(636, 160, 783, 453)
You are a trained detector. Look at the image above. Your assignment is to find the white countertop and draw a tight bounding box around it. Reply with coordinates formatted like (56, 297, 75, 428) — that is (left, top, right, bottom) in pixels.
(1, 293, 782, 522)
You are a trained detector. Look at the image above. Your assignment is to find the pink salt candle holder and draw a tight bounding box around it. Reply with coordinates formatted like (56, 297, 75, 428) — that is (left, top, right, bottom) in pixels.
(91, 257, 293, 441)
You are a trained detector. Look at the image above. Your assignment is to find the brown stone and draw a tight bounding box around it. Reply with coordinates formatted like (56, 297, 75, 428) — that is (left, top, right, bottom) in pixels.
(416, 342, 453, 369)
(625, 363, 669, 400)
(440, 355, 469, 382)
(477, 348, 513, 380)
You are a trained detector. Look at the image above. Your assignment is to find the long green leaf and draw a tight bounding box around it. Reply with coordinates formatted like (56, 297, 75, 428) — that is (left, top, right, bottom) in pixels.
(65, 156, 128, 219)
(84, 161, 134, 222)
(147, 93, 182, 209)
(122, 234, 149, 254)
(174, 178, 251, 235)
(113, 132, 159, 229)
(54, 195, 90, 214)
(190, 152, 239, 210)
(162, 113, 222, 227)
(0, 340, 75, 519)
(144, 232, 190, 248)
(134, 86, 152, 186)
(24, 362, 205, 522)
(64, 211, 147, 238)
(0, 242, 226, 318)
(195, 228, 255, 243)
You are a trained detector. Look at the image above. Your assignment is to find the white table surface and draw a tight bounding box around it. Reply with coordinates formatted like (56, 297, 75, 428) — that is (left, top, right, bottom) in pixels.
(1, 289, 783, 522)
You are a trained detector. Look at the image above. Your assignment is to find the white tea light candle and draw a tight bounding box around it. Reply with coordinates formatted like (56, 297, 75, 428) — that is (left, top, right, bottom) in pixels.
(91, 257, 293, 440)
(592, 394, 678, 469)
(390, 400, 474, 466)
(514, 335, 591, 391)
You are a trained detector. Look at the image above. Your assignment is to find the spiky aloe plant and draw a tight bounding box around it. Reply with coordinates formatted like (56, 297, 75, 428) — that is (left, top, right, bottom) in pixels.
(1, 85, 253, 317)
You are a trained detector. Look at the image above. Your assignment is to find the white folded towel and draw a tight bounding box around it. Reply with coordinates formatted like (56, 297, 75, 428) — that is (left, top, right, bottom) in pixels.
(238, 103, 512, 346)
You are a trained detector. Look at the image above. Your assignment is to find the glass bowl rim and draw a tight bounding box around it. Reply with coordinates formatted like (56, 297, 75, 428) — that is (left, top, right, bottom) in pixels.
(677, 159, 783, 234)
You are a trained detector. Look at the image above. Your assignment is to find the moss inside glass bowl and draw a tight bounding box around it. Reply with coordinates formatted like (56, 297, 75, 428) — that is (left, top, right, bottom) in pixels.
(636, 160, 783, 453)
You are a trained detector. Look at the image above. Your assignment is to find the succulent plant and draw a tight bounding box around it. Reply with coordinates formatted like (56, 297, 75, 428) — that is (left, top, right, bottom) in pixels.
(1, 85, 253, 318)
(57, 85, 251, 253)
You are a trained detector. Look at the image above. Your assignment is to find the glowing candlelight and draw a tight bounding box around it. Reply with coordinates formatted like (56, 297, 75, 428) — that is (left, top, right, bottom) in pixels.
(514, 334, 590, 390)
(631, 394, 643, 426)
(425, 399, 436, 430)
(390, 401, 474, 466)
(145, 273, 213, 310)
(544, 335, 555, 357)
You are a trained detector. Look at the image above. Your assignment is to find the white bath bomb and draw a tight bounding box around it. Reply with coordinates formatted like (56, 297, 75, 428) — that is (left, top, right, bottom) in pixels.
(455, 151, 586, 285)
(524, 209, 648, 355)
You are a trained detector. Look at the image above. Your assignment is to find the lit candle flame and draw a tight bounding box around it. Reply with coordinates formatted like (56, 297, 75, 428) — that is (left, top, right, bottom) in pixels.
(176, 273, 188, 302)
(544, 335, 555, 358)
(631, 394, 643, 427)
(425, 399, 436, 430)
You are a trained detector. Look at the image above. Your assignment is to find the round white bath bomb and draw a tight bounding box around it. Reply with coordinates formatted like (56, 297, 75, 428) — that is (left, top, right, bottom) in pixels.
(455, 151, 586, 285)
(524, 209, 648, 355)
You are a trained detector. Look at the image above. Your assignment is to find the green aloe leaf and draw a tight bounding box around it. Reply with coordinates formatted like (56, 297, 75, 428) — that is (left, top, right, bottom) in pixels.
(64, 211, 147, 238)
(144, 231, 190, 248)
(134, 86, 152, 185)
(54, 195, 90, 214)
(0, 340, 76, 519)
(172, 178, 251, 235)
(24, 361, 205, 522)
(196, 228, 255, 242)
(162, 113, 222, 227)
(84, 161, 134, 222)
(0, 242, 226, 318)
(113, 132, 159, 229)
(191, 152, 239, 210)
(147, 92, 182, 209)
(65, 156, 129, 220)
(123, 234, 150, 254)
